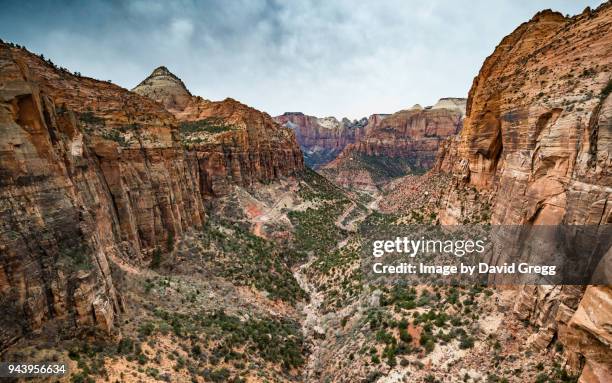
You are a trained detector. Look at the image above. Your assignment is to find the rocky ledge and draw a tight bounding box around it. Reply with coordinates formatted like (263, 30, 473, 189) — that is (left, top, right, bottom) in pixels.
(0, 44, 303, 347)
(433, 4, 612, 380)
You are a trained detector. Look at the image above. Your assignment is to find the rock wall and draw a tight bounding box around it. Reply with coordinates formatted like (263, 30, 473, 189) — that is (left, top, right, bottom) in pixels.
(321, 104, 464, 191)
(274, 112, 373, 169)
(275, 103, 462, 177)
(0, 45, 303, 348)
(182, 100, 305, 196)
(133, 69, 304, 196)
(351, 106, 463, 169)
(433, 4, 612, 380)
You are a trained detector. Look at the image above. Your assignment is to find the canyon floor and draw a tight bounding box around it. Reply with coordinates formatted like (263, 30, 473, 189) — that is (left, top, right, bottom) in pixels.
(1, 170, 579, 383)
(1, 3, 610, 382)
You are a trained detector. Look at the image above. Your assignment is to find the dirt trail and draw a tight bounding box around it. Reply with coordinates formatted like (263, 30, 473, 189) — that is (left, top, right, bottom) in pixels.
(249, 193, 294, 238)
(335, 202, 357, 231)
(336, 194, 383, 233)
(293, 254, 325, 381)
(368, 194, 382, 210)
(294, 193, 383, 379)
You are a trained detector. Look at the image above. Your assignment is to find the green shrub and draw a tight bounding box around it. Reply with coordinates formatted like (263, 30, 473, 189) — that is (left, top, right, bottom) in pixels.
(149, 248, 162, 269)
(79, 111, 105, 125)
(459, 335, 474, 349)
(399, 328, 412, 343)
(179, 118, 235, 135)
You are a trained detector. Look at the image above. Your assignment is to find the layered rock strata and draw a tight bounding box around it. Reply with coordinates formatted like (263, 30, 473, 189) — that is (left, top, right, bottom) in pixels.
(274, 112, 372, 169)
(0, 46, 303, 348)
(322, 103, 464, 191)
(274, 112, 376, 169)
(433, 5, 612, 380)
(133, 68, 304, 195)
(348, 106, 463, 168)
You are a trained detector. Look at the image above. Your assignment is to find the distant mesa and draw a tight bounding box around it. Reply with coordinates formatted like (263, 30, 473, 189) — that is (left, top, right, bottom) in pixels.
(275, 98, 466, 172)
(431, 97, 467, 115)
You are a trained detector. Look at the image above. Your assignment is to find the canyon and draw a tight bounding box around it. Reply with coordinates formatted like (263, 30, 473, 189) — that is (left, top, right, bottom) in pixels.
(274, 112, 376, 169)
(320, 99, 465, 193)
(275, 97, 465, 175)
(0, 44, 303, 349)
(0, 2, 610, 383)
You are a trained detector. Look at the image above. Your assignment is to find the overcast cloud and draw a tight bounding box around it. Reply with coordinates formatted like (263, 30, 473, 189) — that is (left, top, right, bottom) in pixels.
(0, 0, 604, 118)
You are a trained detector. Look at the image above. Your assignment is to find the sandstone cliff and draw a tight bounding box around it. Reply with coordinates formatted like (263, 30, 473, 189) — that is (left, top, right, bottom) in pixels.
(322, 102, 464, 192)
(350, 106, 463, 166)
(0, 45, 303, 348)
(274, 112, 374, 169)
(433, 4, 612, 380)
(133, 68, 304, 195)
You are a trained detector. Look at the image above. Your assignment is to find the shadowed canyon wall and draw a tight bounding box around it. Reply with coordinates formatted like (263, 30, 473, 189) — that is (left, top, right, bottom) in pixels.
(0, 45, 303, 348)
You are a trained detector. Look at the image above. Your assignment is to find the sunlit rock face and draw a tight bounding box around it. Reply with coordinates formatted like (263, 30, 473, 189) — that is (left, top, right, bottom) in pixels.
(433, 4, 612, 380)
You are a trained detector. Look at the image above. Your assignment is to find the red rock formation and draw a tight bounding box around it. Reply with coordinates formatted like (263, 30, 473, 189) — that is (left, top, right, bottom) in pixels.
(351, 107, 463, 168)
(433, 4, 612, 380)
(0, 45, 303, 347)
(274, 112, 373, 169)
(133, 68, 304, 195)
(322, 104, 464, 191)
(432, 136, 462, 174)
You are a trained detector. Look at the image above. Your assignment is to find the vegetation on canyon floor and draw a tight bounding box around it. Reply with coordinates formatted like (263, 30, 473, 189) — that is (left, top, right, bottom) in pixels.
(3, 3, 610, 378)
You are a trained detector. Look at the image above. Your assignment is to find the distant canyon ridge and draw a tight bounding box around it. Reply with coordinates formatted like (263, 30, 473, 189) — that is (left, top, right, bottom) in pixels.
(0, 2, 610, 382)
(274, 98, 466, 171)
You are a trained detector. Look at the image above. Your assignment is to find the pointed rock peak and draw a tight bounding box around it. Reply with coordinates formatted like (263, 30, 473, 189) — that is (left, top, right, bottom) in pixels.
(136, 66, 190, 93)
(132, 66, 193, 112)
(151, 65, 172, 76)
(530, 9, 565, 23)
(409, 104, 423, 111)
(148, 66, 186, 83)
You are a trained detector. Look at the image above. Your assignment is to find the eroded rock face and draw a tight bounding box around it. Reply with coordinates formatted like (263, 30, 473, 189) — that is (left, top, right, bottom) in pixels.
(0, 44, 303, 347)
(434, 4, 612, 379)
(131, 66, 193, 113)
(274, 112, 372, 169)
(431, 97, 467, 114)
(351, 107, 463, 168)
(322, 103, 464, 191)
(133, 69, 304, 196)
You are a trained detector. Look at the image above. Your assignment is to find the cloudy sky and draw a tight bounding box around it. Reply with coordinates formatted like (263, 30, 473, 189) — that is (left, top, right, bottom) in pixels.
(0, 0, 604, 119)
